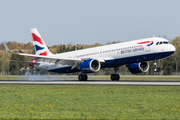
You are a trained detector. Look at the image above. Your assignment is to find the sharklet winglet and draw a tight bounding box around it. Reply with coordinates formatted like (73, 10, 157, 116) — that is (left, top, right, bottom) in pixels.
(3, 41, 19, 55)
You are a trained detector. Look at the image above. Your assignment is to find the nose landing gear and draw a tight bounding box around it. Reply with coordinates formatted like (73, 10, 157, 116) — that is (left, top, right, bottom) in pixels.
(154, 60, 160, 72)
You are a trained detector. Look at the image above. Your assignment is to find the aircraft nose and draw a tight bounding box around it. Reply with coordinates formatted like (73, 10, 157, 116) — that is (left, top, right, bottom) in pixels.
(172, 45, 176, 52)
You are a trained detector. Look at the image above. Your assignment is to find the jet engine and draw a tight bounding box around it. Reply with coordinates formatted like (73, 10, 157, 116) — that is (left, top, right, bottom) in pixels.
(128, 61, 149, 74)
(79, 59, 101, 73)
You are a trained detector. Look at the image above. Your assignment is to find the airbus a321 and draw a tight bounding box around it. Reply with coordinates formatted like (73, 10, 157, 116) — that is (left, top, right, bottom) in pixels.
(3, 28, 176, 81)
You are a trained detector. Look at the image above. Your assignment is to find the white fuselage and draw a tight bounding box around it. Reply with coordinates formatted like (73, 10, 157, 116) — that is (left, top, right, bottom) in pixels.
(35, 37, 175, 73)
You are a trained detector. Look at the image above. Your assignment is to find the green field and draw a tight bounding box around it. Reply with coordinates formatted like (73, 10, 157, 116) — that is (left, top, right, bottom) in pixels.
(0, 75, 180, 81)
(0, 85, 180, 119)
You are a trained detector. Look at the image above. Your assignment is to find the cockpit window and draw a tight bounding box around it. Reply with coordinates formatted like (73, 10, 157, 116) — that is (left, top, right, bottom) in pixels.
(156, 41, 171, 45)
(163, 41, 168, 44)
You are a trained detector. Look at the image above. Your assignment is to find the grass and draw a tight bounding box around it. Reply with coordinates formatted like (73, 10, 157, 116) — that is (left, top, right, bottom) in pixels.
(0, 75, 180, 81)
(0, 85, 180, 119)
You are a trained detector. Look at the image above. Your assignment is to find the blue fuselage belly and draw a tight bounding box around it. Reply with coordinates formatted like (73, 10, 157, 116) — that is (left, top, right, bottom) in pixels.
(49, 51, 174, 73)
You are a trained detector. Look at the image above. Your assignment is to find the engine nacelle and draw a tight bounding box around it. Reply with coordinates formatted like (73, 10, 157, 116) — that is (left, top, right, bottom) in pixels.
(79, 59, 101, 73)
(128, 61, 149, 74)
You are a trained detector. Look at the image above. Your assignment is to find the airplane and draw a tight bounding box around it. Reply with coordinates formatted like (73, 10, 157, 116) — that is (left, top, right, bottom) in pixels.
(3, 28, 176, 81)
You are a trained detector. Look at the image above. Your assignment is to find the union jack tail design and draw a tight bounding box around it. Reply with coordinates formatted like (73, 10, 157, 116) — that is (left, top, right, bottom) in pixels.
(30, 28, 52, 56)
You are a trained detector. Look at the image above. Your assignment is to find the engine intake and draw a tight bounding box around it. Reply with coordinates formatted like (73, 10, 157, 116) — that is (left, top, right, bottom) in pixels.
(128, 61, 149, 74)
(80, 59, 101, 73)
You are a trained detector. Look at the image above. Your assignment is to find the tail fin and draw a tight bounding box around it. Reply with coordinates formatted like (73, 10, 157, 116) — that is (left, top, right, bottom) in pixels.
(30, 28, 52, 56)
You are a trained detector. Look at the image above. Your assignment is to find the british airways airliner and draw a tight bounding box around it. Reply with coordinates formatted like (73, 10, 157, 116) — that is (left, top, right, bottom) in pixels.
(3, 28, 176, 81)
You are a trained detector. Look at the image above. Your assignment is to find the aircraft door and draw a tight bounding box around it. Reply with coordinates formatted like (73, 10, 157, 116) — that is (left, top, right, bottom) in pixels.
(72, 50, 77, 58)
(100, 49, 103, 57)
(145, 45, 150, 52)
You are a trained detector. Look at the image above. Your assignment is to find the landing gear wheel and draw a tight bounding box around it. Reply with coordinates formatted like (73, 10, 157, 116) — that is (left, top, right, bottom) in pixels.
(115, 74, 120, 81)
(78, 74, 88, 81)
(83, 74, 88, 81)
(111, 74, 115, 81)
(78, 74, 83, 81)
(111, 74, 120, 81)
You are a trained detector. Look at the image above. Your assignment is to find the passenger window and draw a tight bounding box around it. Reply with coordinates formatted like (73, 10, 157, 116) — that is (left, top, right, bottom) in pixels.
(156, 42, 159, 45)
(159, 42, 162, 45)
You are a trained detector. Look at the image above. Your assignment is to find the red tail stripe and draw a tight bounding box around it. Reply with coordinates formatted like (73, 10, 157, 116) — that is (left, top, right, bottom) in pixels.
(32, 33, 43, 44)
(40, 51, 47, 56)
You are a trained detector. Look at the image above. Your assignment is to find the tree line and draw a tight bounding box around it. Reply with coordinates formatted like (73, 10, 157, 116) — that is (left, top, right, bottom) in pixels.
(0, 37, 180, 75)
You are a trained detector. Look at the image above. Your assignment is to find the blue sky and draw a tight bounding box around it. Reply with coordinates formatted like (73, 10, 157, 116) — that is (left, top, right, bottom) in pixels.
(0, 0, 180, 46)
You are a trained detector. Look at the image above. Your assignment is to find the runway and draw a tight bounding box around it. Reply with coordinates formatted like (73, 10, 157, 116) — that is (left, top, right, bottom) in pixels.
(0, 80, 180, 86)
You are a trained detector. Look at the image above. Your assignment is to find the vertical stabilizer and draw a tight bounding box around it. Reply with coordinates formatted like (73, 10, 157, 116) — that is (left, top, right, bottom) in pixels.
(30, 28, 52, 56)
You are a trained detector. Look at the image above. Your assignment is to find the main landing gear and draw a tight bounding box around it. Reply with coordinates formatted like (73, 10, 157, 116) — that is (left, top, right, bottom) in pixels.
(111, 67, 120, 81)
(78, 67, 120, 81)
(78, 74, 88, 81)
(154, 60, 160, 72)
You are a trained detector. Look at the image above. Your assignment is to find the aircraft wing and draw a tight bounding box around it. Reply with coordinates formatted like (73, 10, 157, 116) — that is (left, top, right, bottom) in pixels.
(3, 42, 105, 68)
(8, 60, 39, 64)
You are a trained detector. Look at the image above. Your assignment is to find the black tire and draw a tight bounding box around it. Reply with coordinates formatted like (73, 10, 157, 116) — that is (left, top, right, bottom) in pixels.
(85, 75, 88, 81)
(115, 74, 120, 81)
(78, 74, 88, 81)
(111, 74, 115, 81)
(83, 74, 87, 81)
(78, 74, 83, 81)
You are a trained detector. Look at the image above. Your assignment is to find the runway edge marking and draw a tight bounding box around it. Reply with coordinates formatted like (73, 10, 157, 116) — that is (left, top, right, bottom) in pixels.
(0, 81, 180, 86)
